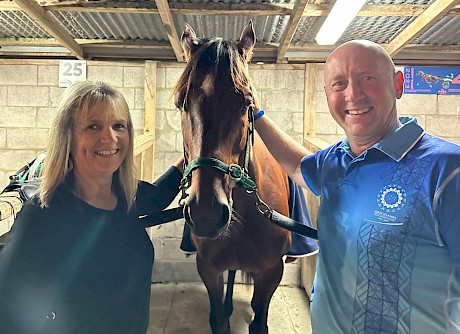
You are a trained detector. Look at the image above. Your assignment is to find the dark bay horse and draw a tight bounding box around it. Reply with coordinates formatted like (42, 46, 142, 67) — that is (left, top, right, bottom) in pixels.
(173, 21, 292, 334)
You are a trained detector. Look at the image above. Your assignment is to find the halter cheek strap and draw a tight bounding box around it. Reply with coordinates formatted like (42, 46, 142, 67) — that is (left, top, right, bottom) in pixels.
(183, 157, 256, 191)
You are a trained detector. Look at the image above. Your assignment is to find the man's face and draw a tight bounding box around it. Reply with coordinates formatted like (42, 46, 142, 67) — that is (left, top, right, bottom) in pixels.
(324, 43, 404, 150)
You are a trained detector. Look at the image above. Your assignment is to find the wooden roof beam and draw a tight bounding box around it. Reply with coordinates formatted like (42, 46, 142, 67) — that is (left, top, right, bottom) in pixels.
(12, 0, 83, 59)
(276, 0, 310, 63)
(154, 0, 183, 62)
(4, 2, 459, 17)
(385, 0, 460, 56)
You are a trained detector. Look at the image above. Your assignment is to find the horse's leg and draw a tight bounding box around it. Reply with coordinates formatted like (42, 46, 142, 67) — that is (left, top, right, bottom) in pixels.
(249, 259, 284, 334)
(196, 256, 230, 334)
(224, 270, 236, 318)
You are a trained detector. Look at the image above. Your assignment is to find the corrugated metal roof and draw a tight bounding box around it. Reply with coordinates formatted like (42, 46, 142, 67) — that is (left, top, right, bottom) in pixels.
(0, 0, 459, 64)
(51, 11, 168, 41)
(0, 10, 50, 38)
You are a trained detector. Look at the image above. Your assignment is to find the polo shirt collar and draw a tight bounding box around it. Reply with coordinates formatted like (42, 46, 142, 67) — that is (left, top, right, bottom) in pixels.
(336, 116, 425, 162)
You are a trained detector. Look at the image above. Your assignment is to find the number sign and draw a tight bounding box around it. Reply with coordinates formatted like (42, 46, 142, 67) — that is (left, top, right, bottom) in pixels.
(59, 60, 87, 87)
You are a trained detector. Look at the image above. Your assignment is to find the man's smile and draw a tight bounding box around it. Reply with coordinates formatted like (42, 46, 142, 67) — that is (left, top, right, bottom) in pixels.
(346, 107, 372, 115)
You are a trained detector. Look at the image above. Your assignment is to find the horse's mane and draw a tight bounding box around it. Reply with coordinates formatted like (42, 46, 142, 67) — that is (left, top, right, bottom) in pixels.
(173, 37, 253, 109)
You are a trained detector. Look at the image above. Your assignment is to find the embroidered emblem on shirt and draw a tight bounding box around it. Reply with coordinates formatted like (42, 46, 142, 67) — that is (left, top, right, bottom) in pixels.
(377, 185, 406, 212)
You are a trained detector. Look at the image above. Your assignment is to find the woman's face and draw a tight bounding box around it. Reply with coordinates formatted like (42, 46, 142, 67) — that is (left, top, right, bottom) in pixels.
(71, 106, 129, 180)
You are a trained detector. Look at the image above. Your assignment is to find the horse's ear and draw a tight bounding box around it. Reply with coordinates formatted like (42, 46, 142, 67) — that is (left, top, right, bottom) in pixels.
(238, 20, 256, 62)
(181, 23, 199, 62)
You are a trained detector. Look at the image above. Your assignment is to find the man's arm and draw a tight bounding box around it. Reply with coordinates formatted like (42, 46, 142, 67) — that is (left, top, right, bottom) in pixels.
(254, 108, 309, 188)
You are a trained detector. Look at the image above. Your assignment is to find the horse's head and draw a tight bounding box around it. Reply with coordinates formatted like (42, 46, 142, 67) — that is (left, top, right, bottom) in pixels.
(174, 21, 256, 239)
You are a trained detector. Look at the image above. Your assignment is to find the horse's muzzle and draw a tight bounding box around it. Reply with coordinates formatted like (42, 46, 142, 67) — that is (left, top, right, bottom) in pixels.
(183, 200, 230, 239)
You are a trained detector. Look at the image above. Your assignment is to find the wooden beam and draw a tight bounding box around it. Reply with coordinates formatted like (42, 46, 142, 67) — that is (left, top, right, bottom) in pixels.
(0, 192, 22, 223)
(154, 0, 183, 62)
(302, 4, 436, 17)
(143, 61, 157, 181)
(43, 2, 293, 16)
(357, 4, 436, 16)
(304, 64, 318, 138)
(0, 0, 18, 10)
(134, 133, 155, 157)
(144, 61, 157, 135)
(12, 0, 84, 59)
(385, 0, 460, 56)
(5, 1, 459, 17)
(303, 136, 330, 152)
(2, 37, 458, 64)
(276, 0, 310, 63)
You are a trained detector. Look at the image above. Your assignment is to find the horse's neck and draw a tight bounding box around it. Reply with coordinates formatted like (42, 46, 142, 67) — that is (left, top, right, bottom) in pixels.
(248, 133, 287, 182)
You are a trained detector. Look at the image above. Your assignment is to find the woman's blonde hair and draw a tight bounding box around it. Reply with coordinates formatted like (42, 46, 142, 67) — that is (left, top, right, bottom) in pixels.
(39, 80, 138, 210)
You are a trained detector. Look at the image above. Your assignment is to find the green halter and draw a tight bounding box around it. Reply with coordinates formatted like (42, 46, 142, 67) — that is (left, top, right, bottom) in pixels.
(180, 106, 257, 203)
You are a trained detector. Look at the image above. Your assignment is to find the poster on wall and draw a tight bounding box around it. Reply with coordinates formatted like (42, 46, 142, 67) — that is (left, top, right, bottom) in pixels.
(403, 66, 460, 95)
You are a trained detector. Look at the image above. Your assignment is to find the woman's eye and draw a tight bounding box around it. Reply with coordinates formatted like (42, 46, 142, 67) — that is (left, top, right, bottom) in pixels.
(86, 123, 100, 131)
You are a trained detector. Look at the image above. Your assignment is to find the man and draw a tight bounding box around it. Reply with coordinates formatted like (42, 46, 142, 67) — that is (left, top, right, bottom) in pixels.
(254, 40, 460, 333)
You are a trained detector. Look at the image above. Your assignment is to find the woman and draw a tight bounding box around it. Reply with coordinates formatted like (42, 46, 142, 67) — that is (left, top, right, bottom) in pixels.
(0, 80, 183, 333)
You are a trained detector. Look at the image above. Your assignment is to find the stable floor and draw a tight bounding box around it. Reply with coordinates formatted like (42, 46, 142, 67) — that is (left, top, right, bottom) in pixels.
(148, 282, 312, 334)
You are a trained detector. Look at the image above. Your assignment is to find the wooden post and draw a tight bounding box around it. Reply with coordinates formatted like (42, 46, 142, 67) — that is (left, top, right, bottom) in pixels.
(143, 61, 157, 182)
(300, 63, 319, 297)
(303, 63, 318, 139)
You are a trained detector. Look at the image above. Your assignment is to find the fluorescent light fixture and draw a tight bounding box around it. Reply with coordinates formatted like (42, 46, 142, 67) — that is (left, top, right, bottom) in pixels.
(315, 0, 366, 45)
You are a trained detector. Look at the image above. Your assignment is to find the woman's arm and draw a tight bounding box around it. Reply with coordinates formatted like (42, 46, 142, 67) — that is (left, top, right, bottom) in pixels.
(137, 156, 184, 213)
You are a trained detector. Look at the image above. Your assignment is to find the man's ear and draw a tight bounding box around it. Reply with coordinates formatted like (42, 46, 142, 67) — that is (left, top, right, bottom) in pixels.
(395, 70, 404, 99)
(181, 23, 199, 62)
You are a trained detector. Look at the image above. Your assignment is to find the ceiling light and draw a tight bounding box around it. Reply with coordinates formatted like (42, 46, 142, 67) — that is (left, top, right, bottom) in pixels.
(315, 0, 366, 45)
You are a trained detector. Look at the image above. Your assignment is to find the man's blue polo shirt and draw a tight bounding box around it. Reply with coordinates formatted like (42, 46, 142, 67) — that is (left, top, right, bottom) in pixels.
(301, 117, 460, 333)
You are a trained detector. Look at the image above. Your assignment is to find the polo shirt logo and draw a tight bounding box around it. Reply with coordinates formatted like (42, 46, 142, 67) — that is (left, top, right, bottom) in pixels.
(377, 184, 407, 212)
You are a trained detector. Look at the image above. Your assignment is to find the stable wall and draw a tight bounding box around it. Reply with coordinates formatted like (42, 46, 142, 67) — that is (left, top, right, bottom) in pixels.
(308, 65, 460, 145)
(1, 60, 459, 285)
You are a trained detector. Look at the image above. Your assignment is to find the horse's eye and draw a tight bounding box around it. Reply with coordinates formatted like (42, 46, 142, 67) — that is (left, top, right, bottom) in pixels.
(239, 105, 249, 115)
(173, 98, 181, 109)
(175, 101, 187, 112)
(174, 92, 188, 111)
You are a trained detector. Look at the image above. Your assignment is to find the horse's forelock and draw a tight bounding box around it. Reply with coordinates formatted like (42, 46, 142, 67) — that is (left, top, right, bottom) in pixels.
(173, 37, 253, 108)
(173, 37, 219, 104)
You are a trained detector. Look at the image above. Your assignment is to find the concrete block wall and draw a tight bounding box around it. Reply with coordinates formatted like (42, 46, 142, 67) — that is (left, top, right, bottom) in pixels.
(313, 67, 460, 145)
(2, 60, 459, 286)
(0, 61, 146, 188)
(150, 63, 193, 282)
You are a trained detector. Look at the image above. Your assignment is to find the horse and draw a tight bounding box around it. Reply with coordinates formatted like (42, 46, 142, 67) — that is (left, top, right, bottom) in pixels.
(173, 21, 292, 334)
